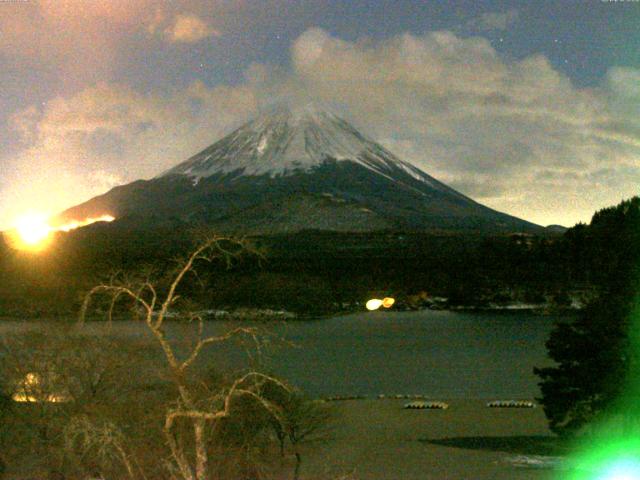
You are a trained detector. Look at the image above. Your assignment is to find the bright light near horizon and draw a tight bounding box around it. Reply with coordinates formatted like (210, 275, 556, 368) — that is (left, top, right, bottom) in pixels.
(366, 299, 383, 311)
(595, 458, 640, 480)
(56, 214, 115, 232)
(568, 437, 640, 480)
(366, 297, 396, 311)
(5, 212, 116, 252)
(14, 213, 51, 246)
(12, 372, 70, 403)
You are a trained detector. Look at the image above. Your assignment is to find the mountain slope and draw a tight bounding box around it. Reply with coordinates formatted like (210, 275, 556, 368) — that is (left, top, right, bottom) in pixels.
(58, 105, 541, 234)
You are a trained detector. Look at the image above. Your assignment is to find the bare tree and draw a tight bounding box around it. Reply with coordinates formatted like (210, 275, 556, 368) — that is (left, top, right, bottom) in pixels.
(0, 325, 150, 478)
(259, 385, 334, 480)
(64, 415, 140, 480)
(0, 380, 11, 476)
(80, 236, 291, 480)
(286, 398, 333, 480)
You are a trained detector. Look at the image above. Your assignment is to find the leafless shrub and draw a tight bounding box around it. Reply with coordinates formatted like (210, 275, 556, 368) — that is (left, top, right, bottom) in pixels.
(0, 325, 151, 478)
(0, 236, 333, 480)
(80, 236, 297, 480)
(64, 415, 140, 480)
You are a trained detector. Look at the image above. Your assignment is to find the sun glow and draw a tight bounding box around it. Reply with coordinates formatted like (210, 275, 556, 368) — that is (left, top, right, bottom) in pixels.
(5, 213, 116, 252)
(56, 214, 116, 232)
(14, 213, 51, 247)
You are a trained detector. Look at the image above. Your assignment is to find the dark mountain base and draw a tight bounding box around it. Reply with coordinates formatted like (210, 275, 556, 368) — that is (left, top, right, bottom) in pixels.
(0, 218, 584, 317)
(58, 161, 541, 235)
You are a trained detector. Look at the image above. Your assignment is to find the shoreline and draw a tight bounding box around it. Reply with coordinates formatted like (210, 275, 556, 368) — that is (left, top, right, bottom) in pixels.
(0, 303, 581, 323)
(302, 398, 563, 479)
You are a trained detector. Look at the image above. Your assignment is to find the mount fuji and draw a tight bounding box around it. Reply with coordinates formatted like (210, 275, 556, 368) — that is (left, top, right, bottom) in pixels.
(59, 105, 541, 234)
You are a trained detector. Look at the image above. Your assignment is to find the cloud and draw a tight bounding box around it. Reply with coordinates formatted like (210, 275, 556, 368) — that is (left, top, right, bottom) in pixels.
(0, 3, 222, 92)
(10, 105, 41, 146)
(0, 0, 155, 87)
(0, 1, 153, 53)
(146, 8, 167, 35)
(164, 13, 220, 43)
(1, 81, 257, 225)
(288, 28, 639, 226)
(2, 27, 638, 229)
(466, 9, 519, 31)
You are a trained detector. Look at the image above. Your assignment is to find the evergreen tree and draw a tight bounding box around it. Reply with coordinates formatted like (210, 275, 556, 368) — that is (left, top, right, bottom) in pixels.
(535, 197, 640, 436)
(0, 383, 10, 475)
(535, 291, 638, 436)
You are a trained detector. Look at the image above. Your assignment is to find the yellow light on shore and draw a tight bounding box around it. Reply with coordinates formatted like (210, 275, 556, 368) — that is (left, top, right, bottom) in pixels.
(382, 297, 395, 308)
(366, 299, 383, 311)
(12, 372, 70, 403)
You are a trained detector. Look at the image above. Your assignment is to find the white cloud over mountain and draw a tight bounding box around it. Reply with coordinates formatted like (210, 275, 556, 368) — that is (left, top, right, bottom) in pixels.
(2, 28, 638, 228)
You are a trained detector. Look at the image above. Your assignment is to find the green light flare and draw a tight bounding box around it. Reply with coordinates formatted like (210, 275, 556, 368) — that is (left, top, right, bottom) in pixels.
(567, 438, 640, 480)
(565, 291, 640, 480)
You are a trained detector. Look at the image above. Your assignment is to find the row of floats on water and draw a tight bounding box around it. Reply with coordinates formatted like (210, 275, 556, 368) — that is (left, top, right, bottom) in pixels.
(404, 400, 536, 410)
(322, 395, 536, 410)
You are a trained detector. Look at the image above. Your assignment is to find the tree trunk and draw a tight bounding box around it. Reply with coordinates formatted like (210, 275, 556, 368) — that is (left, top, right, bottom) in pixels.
(293, 451, 302, 480)
(194, 418, 208, 480)
(164, 422, 194, 480)
(278, 432, 286, 457)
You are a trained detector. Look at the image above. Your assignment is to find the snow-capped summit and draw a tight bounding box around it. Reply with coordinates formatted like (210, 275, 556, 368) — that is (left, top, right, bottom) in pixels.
(161, 104, 447, 192)
(59, 105, 541, 234)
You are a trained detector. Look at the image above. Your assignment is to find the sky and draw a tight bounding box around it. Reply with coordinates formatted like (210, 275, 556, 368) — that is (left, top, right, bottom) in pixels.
(0, 0, 638, 229)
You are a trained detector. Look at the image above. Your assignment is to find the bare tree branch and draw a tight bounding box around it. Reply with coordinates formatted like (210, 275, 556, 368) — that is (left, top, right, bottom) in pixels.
(77, 235, 289, 480)
(179, 327, 259, 373)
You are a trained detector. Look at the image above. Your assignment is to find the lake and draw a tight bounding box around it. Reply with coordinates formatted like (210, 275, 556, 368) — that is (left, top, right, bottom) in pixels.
(267, 310, 557, 399)
(0, 309, 560, 399)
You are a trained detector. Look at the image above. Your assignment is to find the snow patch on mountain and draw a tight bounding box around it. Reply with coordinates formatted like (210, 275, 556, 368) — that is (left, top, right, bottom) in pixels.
(159, 104, 456, 198)
(257, 135, 268, 154)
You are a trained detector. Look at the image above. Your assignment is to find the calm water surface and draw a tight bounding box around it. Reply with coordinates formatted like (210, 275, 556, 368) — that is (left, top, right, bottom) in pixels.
(1, 310, 559, 399)
(265, 310, 557, 398)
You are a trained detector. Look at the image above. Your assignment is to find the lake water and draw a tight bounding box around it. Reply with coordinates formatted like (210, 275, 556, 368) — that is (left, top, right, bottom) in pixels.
(0, 310, 559, 399)
(267, 310, 557, 399)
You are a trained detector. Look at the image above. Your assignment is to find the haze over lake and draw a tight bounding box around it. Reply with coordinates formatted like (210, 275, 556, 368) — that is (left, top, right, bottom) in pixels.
(271, 310, 557, 399)
(2, 310, 558, 399)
